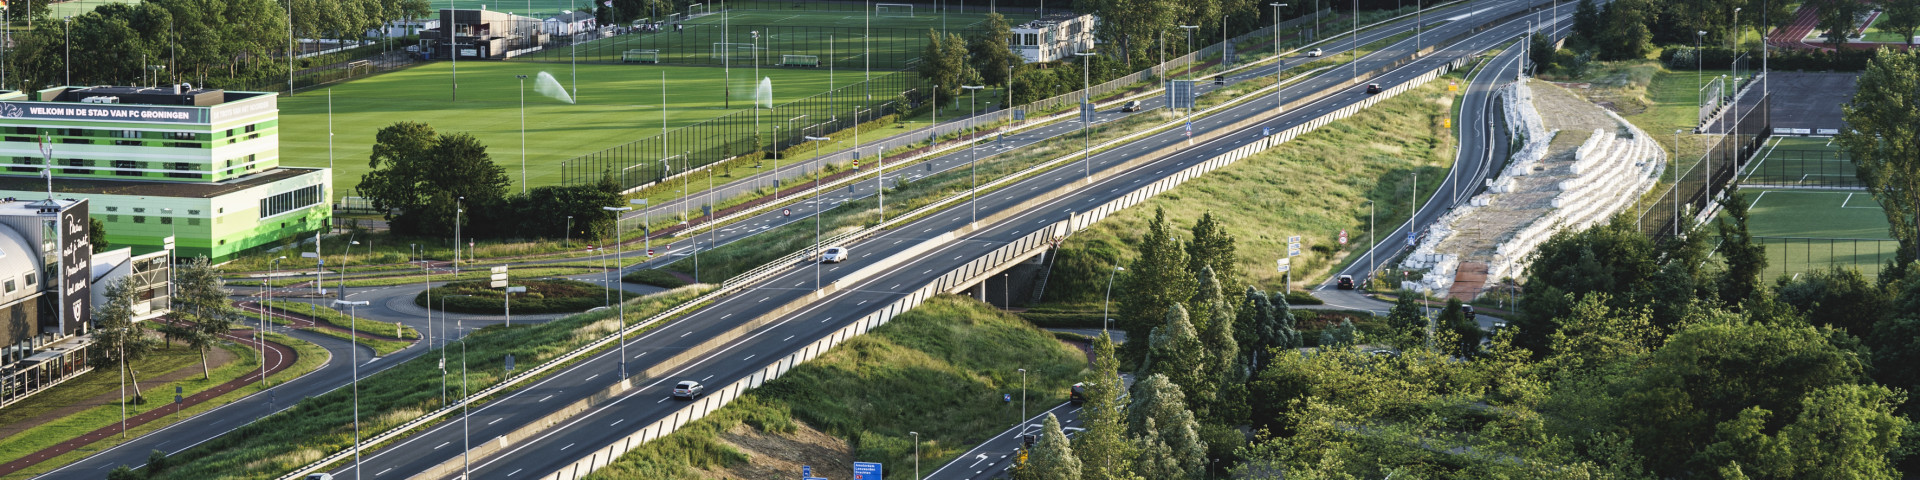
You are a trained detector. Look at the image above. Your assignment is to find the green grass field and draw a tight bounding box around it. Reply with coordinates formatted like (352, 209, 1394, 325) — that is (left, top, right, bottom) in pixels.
(509, 7, 1026, 66)
(1738, 188, 1897, 280)
(278, 61, 844, 197)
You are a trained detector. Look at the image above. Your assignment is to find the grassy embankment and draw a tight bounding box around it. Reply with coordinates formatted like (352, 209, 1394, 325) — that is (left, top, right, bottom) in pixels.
(147, 286, 713, 479)
(0, 333, 329, 478)
(583, 294, 1086, 480)
(417, 279, 626, 314)
(1035, 73, 1464, 315)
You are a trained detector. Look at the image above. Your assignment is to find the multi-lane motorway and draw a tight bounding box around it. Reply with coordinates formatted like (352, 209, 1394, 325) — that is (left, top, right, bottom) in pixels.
(315, 3, 1571, 478)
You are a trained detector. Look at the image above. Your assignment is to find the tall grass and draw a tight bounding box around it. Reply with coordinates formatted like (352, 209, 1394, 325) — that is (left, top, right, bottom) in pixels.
(150, 285, 713, 479)
(584, 295, 1086, 480)
(1042, 75, 1464, 305)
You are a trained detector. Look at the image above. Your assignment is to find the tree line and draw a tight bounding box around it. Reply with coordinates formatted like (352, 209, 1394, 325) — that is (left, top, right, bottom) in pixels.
(1008, 186, 1916, 478)
(2, 0, 430, 92)
(358, 121, 623, 241)
(1569, 0, 1918, 62)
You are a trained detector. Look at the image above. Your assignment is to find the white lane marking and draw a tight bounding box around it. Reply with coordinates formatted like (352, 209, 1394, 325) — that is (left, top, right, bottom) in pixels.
(744, 354, 755, 361)
(489, 418, 503, 425)
(436, 442, 450, 449)
(681, 331, 692, 337)
(783, 335, 795, 341)
(701, 374, 714, 381)
(561, 443, 575, 450)
(610, 419, 624, 426)
(540, 395, 553, 402)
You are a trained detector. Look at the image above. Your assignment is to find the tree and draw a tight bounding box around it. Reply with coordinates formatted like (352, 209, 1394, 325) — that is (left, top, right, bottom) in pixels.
(1074, 0, 1177, 67)
(1185, 213, 1238, 298)
(1775, 267, 1894, 336)
(1701, 384, 1907, 479)
(357, 122, 511, 237)
(89, 279, 159, 402)
(1118, 207, 1196, 363)
(1437, 298, 1480, 357)
(1018, 414, 1083, 480)
(1530, 32, 1555, 72)
(1076, 333, 1136, 480)
(1382, 292, 1427, 347)
(5, 0, 50, 23)
(1144, 304, 1206, 392)
(1817, 0, 1866, 49)
(1572, 0, 1603, 42)
(162, 256, 240, 379)
(969, 13, 1024, 88)
(1195, 269, 1242, 423)
(1838, 48, 1920, 267)
(1266, 291, 1301, 350)
(1883, 0, 1920, 45)
(1318, 318, 1355, 347)
(1126, 374, 1207, 480)
(88, 218, 109, 251)
(1716, 187, 1769, 304)
(1594, 0, 1654, 60)
(917, 29, 976, 101)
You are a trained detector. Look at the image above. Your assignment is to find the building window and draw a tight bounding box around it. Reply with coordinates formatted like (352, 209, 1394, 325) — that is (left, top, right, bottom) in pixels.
(133, 216, 146, 223)
(105, 206, 118, 212)
(106, 215, 119, 222)
(188, 209, 200, 215)
(260, 185, 323, 219)
(25, 273, 35, 287)
(133, 207, 145, 213)
(114, 160, 141, 176)
(4, 280, 13, 293)
(168, 131, 195, 141)
(61, 158, 90, 175)
(188, 218, 202, 226)
(161, 217, 173, 225)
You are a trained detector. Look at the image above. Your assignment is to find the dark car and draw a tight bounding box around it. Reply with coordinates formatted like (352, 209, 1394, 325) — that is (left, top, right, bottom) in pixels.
(672, 380, 704, 399)
(1365, 83, 1382, 94)
(1070, 383, 1088, 405)
(1337, 275, 1356, 290)
(1121, 100, 1142, 112)
(1462, 304, 1476, 320)
(1214, 74, 1226, 85)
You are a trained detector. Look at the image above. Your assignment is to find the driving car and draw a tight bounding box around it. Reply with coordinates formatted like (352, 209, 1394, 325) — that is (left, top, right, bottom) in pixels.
(1121, 100, 1141, 112)
(820, 246, 849, 263)
(1308, 48, 1323, 57)
(1337, 275, 1356, 290)
(1070, 383, 1088, 405)
(673, 380, 704, 399)
(1365, 83, 1382, 94)
(1214, 74, 1226, 85)
(1462, 304, 1476, 321)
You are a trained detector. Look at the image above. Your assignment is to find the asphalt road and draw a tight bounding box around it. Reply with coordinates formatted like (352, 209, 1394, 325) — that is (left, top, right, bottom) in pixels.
(321, 4, 1570, 479)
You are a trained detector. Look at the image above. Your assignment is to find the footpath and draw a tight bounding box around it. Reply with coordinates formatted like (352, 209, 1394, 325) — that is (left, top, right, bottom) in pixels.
(0, 325, 299, 477)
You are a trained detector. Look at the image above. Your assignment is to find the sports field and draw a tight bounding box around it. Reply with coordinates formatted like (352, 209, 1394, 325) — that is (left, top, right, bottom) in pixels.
(1740, 188, 1897, 280)
(277, 61, 843, 196)
(509, 7, 1029, 65)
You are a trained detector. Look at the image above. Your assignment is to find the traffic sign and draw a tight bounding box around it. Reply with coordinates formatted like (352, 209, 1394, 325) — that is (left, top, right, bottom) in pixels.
(1287, 246, 1301, 257)
(647, 248, 656, 257)
(1081, 102, 1096, 123)
(1406, 231, 1417, 247)
(853, 461, 882, 480)
(505, 354, 515, 373)
(1167, 80, 1196, 109)
(1276, 258, 1291, 273)
(506, 286, 528, 293)
(1338, 229, 1348, 245)
(1288, 235, 1302, 244)
(490, 265, 509, 288)
(1004, 394, 1012, 402)
(803, 465, 811, 477)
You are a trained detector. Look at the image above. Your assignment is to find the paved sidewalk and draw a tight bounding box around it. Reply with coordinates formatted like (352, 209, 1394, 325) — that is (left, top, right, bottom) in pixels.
(0, 327, 298, 476)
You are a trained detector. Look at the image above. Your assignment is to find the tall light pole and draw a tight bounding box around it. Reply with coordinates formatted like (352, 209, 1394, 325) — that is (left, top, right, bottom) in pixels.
(804, 135, 831, 289)
(339, 240, 361, 301)
(64, 16, 72, 86)
(778, 114, 809, 201)
(517, 74, 529, 193)
(565, 216, 573, 246)
(1363, 200, 1374, 286)
(1732, 7, 1742, 52)
(961, 85, 985, 223)
(1075, 50, 1096, 180)
(1696, 30, 1706, 128)
(1179, 25, 1199, 146)
(1016, 368, 1027, 426)
(454, 196, 464, 276)
(1102, 266, 1124, 332)
(1351, 0, 1359, 82)
(603, 205, 633, 379)
(459, 320, 470, 479)
(910, 431, 921, 479)
(333, 299, 372, 480)
(1271, 3, 1288, 111)
(1674, 129, 1684, 236)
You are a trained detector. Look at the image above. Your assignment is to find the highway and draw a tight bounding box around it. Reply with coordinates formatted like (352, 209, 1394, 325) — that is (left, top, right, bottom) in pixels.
(309, 3, 1569, 478)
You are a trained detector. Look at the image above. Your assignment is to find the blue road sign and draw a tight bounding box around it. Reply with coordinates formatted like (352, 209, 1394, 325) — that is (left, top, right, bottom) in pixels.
(1406, 231, 1417, 247)
(803, 465, 812, 477)
(854, 461, 882, 480)
(1004, 394, 1012, 402)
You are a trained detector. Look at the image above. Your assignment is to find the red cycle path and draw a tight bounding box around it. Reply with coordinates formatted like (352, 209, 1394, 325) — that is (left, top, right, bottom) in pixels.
(0, 326, 299, 476)
(1767, 3, 1913, 52)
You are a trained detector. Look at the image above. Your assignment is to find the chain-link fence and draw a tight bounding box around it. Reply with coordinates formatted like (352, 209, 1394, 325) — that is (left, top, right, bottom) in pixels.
(1641, 93, 1770, 238)
(515, 23, 963, 69)
(560, 70, 927, 190)
(1756, 236, 1902, 280)
(1740, 148, 1861, 190)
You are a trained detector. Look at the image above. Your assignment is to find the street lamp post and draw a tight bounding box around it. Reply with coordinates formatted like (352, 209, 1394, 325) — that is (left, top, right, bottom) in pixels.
(603, 205, 633, 379)
(1365, 200, 1375, 286)
(1674, 129, 1684, 236)
(332, 299, 371, 480)
(517, 74, 529, 193)
(1271, 3, 1288, 112)
(565, 216, 573, 246)
(778, 114, 810, 201)
(1102, 266, 1124, 332)
(961, 85, 985, 223)
(803, 135, 831, 289)
(910, 431, 921, 479)
(1017, 368, 1027, 426)
(1696, 30, 1706, 130)
(1074, 51, 1096, 180)
(340, 240, 361, 301)
(1179, 25, 1198, 117)
(454, 196, 465, 276)
(64, 16, 72, 86)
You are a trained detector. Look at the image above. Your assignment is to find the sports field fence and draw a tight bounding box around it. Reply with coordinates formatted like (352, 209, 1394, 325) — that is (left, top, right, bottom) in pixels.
(1740, 148, 1862, 190)
(1754, 236, 1902, 280)
(1640, 92, 1771, 239)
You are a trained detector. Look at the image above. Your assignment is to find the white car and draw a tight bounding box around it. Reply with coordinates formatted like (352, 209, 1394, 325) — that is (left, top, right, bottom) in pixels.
(673, 380, 704, 399)
(1308, 48, 1323, 57)
(820, 247, 850, 263)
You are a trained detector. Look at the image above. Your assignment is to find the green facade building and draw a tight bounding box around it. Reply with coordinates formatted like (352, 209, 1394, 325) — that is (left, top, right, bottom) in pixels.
(0, 86, 331, 262)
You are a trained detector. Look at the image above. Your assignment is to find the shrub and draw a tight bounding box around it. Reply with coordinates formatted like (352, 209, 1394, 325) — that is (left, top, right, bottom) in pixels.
(416, 279, 620, 314)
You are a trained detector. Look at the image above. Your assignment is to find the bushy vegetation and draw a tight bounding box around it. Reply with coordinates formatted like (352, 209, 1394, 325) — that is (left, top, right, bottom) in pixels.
(415, 279, 621, 314)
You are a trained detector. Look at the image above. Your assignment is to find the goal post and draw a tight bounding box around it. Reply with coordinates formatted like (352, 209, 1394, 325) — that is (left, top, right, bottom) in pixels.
(875, 3, 915, 17)
(623, 49, 660, 63)
(710, 42, 758, 61)
(780, 54, 820, 67)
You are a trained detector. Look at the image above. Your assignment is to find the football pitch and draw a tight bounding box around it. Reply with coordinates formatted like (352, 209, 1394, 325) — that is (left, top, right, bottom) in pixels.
(276, 61, 845, 197)
(509, 7, 1029, 65)
(1738, 188, 1898, 280)
(1738, 136, 1858, 190)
